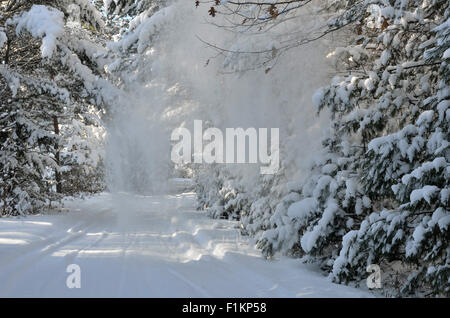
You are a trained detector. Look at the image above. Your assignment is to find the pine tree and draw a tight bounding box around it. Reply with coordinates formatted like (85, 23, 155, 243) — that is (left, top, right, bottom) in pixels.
(194, 0, 449, 296)
(0, 1, 112, 215)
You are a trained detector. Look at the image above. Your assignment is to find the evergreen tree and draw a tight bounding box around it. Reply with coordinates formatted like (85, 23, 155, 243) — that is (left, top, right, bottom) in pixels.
(194, 0, 449, 296)
(0, 0, 112, 215)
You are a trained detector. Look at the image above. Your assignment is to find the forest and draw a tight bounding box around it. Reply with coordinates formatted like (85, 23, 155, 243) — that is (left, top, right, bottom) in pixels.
(0, 0, 448, 297)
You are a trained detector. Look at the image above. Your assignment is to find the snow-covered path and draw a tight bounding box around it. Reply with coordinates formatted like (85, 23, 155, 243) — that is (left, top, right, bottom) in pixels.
(0, 192, 372, 297)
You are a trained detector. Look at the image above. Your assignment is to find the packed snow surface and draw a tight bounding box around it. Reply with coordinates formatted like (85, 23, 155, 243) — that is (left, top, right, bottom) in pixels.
(0, 192, 373, 297)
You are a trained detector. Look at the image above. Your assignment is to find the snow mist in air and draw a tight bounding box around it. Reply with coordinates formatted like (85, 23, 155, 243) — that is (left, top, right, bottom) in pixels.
(104, 1, 331, 197)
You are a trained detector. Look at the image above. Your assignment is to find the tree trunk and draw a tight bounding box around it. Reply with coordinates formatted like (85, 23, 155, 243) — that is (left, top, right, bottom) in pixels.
(5, 37, 11, 65)
(53, 115, 62, 193)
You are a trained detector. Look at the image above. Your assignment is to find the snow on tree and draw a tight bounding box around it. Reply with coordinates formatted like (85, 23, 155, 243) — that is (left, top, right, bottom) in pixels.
(0, 1, 114, 215)
(194, 0, 449, 296)
(104, 0, 163, 17)
(0, 0, 447, 297)
(325, 0, 449, 296)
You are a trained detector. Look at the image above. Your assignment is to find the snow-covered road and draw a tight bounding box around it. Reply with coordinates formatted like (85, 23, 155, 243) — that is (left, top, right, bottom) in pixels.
(0, 192, 373, 297)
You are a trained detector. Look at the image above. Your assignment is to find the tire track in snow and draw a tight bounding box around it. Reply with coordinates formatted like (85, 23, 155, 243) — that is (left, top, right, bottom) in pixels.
(166, 267, 210, 297)
(0, 209, 113, 296)
(0, 193, 374, 297)
(116, 231, 139, 296)
(0, 229, 86, 296)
